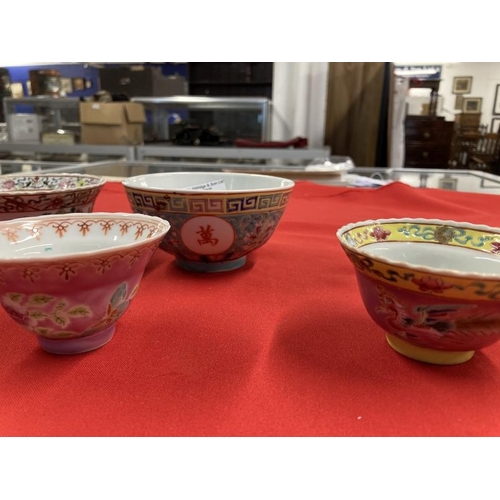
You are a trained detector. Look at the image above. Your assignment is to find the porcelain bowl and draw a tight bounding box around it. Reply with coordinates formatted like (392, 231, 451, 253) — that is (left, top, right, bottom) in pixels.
(337, 218, 500, 365)
(0, 212, 170, 354)
(0, 173, 107, 221)
(122, 172, 295, 272)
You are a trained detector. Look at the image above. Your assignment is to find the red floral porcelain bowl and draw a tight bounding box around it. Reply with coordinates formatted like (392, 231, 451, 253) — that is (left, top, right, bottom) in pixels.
(0, 173, 106, 221)
(0, 212, 170, 354)
(337, 218, 500, 365)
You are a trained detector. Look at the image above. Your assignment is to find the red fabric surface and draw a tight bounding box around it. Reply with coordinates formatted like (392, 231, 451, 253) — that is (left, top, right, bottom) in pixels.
(2, 180, 500, 437)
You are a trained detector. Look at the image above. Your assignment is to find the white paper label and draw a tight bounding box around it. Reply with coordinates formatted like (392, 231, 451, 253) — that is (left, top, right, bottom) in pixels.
(185, 179, 227, 191)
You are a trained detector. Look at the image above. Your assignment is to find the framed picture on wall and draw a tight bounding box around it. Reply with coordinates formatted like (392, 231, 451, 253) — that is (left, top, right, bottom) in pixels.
(491, 117, 500, 133)
(10, 82, 24, 98)
(61, 78, 73, 94)
(463, 97, 482, 114)
(453, 76, 473, 95)
(493, 84, 500, 115)
(72, 77, 84, 91)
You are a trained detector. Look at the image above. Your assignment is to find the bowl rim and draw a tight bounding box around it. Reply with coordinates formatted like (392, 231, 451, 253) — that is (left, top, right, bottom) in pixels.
(0, 172, 107, 195)
(121, 171, 295, 194)
(336, 217, 500, 280)
(0, 212, 170, 263)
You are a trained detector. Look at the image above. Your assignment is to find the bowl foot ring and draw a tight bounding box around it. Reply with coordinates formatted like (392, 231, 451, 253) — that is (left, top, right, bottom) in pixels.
(386, 333, 475, 365)
(175, 256, 247, 273)
(37, 325, 116, 355)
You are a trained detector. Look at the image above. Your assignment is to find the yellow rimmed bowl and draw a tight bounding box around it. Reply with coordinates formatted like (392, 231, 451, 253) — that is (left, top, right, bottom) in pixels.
(337, 218, 500, 365)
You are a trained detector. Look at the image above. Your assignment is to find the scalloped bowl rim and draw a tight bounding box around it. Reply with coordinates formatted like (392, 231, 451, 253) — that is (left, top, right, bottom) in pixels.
(337, 217, 500, 280)
(122, 171, 295, 194)
(0, 173, 107, 196)
(0, 212, 170, 263)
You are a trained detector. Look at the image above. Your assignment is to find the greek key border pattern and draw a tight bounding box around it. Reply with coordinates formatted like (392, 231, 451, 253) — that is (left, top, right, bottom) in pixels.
(126, 188, 293, 214)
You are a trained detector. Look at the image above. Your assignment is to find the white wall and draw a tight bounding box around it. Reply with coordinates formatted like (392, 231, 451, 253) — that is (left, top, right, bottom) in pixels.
(271, 62, 329, 148)
(396, 62, 500, 132)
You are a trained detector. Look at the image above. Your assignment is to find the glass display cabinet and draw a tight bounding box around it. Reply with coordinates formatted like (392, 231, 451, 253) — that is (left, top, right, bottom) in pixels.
(130, 96, 272, 145)
(2, 96, 81, 140)
(0, 159, 82, 175)
(345, 167, 500, 194)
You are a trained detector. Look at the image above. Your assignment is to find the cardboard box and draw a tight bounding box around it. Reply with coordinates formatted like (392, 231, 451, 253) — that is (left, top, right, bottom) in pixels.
(80, 102, 146, 145)
(7, 114, 42, 143)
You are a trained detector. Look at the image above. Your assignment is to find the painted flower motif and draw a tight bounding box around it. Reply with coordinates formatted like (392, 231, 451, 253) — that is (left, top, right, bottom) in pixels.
(344, 234, 358, 247)
(491, 242, 500, 254)
(3, 304, 36, 328)
(100, 221, 114, 235)
(243, 219, 266, 242)
(0, 290, 94, 338)
(1, 179, 15, 190)
(128, 250, 142, 266)
(370, 226, 391, 241)
(23, 268, 40, 282)
(29, 227, 42, 240)
(134, 224, 147, 240)
(3, 228, 19, 242)
(89, 283, 132, 332)
(53, 222, 69, 237)
(57, 264, 78, 280)
(78, 221, 93, 236)
(411, 276, 454, 294)
(120, 222, 132, 236)
(94, 258, 113, 274)
(1, 295, 36, 328)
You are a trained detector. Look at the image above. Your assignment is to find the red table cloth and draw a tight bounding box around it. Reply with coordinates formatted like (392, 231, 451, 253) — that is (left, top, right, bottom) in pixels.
(1, 180, 500, 437)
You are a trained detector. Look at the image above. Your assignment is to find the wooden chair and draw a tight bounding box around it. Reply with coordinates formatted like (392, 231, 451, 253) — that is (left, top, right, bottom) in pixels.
(449, 129, 481, 169)
(469, 133, 500, 174)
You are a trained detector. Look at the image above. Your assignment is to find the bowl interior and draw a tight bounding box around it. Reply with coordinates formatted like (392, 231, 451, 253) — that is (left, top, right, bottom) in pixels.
(363, 241, 500, 274)
(0, 213, 169, 260)
(122, 172, 294, 192)
(339, 219, 500, 277)
(0, 174, 105, 193)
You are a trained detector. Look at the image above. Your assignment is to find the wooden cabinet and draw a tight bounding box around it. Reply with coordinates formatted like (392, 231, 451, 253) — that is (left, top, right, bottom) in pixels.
(404, 116, 454, 168)
(455, 113, 481, 127)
